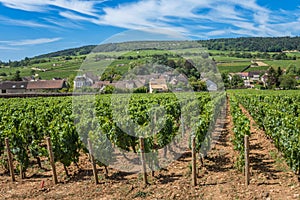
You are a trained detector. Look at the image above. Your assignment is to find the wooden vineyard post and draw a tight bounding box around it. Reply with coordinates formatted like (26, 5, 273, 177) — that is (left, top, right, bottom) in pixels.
(46, 137, 58, 184)
(191, 135, 197, 186)
(87, 138, 99, 184)
(5, 138, 15, 182)
(244, 135, 250, 186)
(19, 164, 24, 179)
(139, 137, 148, 185)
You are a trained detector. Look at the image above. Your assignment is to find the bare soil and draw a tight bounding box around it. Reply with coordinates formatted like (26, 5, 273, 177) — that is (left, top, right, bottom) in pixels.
(0, 102, 299, 200)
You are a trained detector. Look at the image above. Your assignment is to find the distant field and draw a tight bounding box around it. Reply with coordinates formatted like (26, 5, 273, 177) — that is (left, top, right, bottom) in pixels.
(217, 61, 251, 73)
(217, 65, 246, 73)
(0, 58, 83, 80)
(2, 49, 300, 80)
(213, 56, 250, 62)
(264, 60, 300, 68)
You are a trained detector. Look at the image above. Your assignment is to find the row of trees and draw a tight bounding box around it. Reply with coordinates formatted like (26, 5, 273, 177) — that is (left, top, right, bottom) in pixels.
(201, 36, 300, 52)
(211, 52, 296, 60)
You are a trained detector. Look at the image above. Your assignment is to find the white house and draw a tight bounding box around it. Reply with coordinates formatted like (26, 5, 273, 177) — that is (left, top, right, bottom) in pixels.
(74, 73, 99, 89)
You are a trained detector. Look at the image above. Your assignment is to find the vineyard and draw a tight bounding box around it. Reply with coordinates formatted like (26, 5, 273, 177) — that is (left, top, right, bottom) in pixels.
(0, 92, 225, 177)
(0, 90, 299, 199)
(229, 90, 300, 174)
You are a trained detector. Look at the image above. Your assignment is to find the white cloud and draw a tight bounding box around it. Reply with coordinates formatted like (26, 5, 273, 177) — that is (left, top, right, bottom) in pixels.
(0, 15, 53, 28)
(0, 46, 20, 50)
(1, 0, 300, 38)
(43, 17, 82, 29)
(206, 30, 229, 37)
(0, 37, 62, 46)
(0, 0, 104, 16)
(95, 0, 273, 38)
(59, 11, 98, 22)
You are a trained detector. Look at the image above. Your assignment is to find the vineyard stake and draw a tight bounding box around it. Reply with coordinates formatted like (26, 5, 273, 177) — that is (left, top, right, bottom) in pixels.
(5, 138, 15, 182)
(46, 137, 58, 184)
(87, 138, 99, 184)
(20, 164, 23, 179)
(245, 135, 250, 186)
(191, 135, 197, 186)
(139, 137, 148, 185)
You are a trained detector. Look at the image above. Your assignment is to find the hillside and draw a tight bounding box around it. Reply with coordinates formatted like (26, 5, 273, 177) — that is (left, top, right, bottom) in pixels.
(34, 45, 96, 59)
(34, 37, 300, 59)
(0, 37, 300, 82)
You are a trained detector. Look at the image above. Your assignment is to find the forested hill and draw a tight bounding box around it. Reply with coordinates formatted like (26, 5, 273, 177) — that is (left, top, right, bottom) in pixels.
(34, 45, 96, 59)
(34, 36, 300, 59)
(200, 36, 300, 52)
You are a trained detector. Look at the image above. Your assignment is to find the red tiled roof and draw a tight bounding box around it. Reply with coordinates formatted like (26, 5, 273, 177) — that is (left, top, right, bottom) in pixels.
(27, 80, 66, 90)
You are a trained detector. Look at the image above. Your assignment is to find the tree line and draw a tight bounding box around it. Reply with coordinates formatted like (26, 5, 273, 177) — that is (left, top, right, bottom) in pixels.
(200, 36, 300, 52)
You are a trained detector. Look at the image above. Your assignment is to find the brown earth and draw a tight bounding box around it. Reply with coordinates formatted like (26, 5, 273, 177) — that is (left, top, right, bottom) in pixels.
(0, 101, 299, 200)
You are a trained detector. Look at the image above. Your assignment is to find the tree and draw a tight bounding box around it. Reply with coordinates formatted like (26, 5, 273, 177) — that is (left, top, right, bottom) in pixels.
(276, 67, 283, 87)
(279, 75, 297, 89)
(11, 70, 22, 81)
(102, 85, 115, 94)
(190, 80, 207, 91)
(221, 72, 230, 89)
(266, 67, 279, 89)
(67, 74, 76, 92)
(286, 64, 297, 75)
(231, 74, 244, 88)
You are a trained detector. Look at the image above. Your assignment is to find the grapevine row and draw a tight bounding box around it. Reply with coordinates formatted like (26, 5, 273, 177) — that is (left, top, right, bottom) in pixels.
(228, 94, 251, 171)
(0, 92, 225, 178)
(233, 91, 300, 174)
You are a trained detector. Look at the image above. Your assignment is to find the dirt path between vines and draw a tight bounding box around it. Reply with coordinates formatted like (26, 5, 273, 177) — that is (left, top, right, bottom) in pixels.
(0, 100, 299, 200)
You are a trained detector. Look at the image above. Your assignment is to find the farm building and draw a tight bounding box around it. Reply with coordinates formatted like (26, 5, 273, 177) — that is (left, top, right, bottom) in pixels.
(26, 80, 68, 92)
(0, 80, 68, 94)
(0, 81, 28, 94)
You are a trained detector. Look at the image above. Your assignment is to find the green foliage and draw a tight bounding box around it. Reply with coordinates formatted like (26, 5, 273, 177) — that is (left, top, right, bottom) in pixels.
(0, 97, 82, 173)
(10, 70, 22, 81)
(229, 95, 250, 171)
(201, 36, 300, 52)
(231, 90, 300, 174)
(102, 85, 115, 94)
(133, 86, 148, 93)
(189, 79, 207, 91)
(280, 75, 298, 89)
(0, 92, 226, 176)
(231, 75, 245, 89)
(286, 64, 300, 76)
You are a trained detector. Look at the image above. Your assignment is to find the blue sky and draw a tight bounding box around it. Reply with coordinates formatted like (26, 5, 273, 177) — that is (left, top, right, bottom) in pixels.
(0, 0, 299, 61)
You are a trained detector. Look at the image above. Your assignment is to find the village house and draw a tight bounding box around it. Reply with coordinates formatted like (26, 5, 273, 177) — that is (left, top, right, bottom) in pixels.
(0, 81, 28, 93)
(111, 79, 146, 90)
(248, 71, 261, 81)
(91, 81, 111, 91)
(74, 73, 99, 89)
(149, 78, 168, 93)
(0, 80, 67, 93)
(229, 71, 265, 88)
